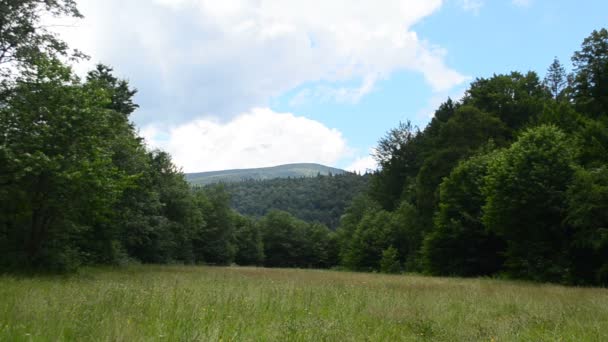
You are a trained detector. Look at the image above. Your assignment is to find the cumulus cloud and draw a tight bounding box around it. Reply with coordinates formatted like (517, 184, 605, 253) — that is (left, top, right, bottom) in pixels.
(141, 108, 351, 172)
(346, 153, 378, 174)
(57, 0, 466, 125)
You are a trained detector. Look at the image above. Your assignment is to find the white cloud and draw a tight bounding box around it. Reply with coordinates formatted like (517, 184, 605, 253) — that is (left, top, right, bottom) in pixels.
(512, 0, 531, 8)
(57, 0, 466, 125)
(460, 0, 484, 14)
(141, 108, 351, 173)
(346, 153, 378, 174)
(289, 74, 379, 106)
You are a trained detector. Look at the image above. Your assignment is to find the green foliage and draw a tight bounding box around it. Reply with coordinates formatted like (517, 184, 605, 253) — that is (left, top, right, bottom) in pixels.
(233, 214, 264, 266)
(423, 151, 505, 277)
(483, 125, 575, 282)
(574, 116, 608, 167)
(191, 185, 236, 265)
(572, 28, 608, 118)
(565, 166, 608, 285)
(369, 121, 421, 211)
(258, 210, 336, 268)
(220, 173, 369, 229)
(463, 71, 549, 131)
(339, 204, 420, 272)
(380, 246, 401, 274)
(0, 0, 82, 78)
(543, 57, 568, 101)
(0, 57, 129, 270)
(341, 210, 395, 271)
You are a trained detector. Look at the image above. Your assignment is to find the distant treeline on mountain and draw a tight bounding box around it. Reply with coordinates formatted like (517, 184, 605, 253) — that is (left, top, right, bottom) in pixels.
(186, 163, 346, 185)
(215, 173, 370, 229)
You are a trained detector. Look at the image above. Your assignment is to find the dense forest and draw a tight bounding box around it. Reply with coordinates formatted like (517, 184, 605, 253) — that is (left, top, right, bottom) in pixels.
(1, 1, 607, 286)
(217, 173, 370, 229)
(336, 29, 608, 285)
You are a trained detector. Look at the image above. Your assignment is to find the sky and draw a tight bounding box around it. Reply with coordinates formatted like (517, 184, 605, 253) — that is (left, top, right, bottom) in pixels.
(56, 0, 608, 173)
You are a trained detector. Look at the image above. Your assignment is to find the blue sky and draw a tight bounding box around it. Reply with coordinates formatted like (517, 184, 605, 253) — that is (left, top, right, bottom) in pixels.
(60, 0, 608, 173)
(273, 0, 608, 169)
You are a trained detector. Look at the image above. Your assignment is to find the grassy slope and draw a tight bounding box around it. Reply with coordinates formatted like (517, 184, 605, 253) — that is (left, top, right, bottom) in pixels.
(185, 163, 346, 185)
(1, 266, 607, 341)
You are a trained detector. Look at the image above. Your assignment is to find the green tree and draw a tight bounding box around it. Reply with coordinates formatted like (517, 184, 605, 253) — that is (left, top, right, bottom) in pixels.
(259, 210, 307, 267)
(234, 214, 264, 266)
(0, 58, 129, 270)
(370, 121, 422, 211)
(571, 28, 608, 118)
(574, 117, 608, 167)
(192, 185, 236, 265)
(121, 151, 198, 264)
(380, 246, 401, 274)
(79, 64, 151, 265)
(483, 125, 575, 282)
(463, 71, 549, 131)
(336, 194, 380, 263)
(415, 106, 509, 221)
(565, 166, 608, 285)
(301, 222, 337, 268)
(423, 150, 505, 277)
(544, 57, 568, 101)
(0, 0, 82, 80)
(342, 210, 397, 271)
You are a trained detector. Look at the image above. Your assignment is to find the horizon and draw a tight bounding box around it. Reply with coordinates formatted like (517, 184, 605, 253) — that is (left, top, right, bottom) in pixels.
(185, 162, 348, 175)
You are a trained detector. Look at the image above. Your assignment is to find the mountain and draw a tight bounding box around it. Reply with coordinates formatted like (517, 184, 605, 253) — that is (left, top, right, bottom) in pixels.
(185, 163, 348, 185)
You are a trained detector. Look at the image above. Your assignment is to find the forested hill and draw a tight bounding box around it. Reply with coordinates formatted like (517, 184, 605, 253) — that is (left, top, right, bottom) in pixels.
(216, 173, 370, 229)
(186, 163, 346, 185)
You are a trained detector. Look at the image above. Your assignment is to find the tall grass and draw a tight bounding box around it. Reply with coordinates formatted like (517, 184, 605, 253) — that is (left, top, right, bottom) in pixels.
(1, 265, 606, 341)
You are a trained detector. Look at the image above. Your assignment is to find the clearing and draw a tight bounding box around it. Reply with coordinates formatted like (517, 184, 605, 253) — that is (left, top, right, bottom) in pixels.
(1, 265, 607, 341)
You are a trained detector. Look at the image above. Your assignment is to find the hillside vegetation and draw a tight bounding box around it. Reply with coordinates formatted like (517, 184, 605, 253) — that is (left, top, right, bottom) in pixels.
(186, 163, 346, 185)
(220, 173, 369, 229)
(1, 266, 606, 341)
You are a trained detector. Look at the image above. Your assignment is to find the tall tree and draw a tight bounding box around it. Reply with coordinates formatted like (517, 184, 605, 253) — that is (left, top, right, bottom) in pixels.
(370, 121, 422, 211)
(423, 150, 505, 277)
(483, 125, 575, 282)
(0, 58, 129, 270)
(544, 57, 568, 101)
(463, 71, 549, 131)
(571, 28, 608, 118)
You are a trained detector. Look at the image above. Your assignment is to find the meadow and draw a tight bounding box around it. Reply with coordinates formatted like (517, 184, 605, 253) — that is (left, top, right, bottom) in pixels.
(1, 265, 607, 341)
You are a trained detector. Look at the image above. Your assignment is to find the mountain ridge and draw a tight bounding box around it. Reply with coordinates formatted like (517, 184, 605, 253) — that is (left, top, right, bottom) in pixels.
(185, 163, 348, 185)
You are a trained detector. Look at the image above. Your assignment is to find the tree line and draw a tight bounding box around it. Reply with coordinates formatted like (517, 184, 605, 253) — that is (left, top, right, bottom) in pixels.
(336, 28, 608, 286)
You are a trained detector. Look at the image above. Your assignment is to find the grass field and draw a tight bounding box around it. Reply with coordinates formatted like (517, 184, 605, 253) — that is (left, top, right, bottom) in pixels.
(1, 266, 607, 341)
